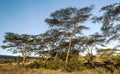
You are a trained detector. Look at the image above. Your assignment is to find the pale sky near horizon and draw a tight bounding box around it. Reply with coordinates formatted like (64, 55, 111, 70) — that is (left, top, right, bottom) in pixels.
(0, 0, 119, 56)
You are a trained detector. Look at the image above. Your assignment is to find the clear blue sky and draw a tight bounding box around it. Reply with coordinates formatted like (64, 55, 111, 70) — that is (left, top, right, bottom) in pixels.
(0, 0, 119, 56)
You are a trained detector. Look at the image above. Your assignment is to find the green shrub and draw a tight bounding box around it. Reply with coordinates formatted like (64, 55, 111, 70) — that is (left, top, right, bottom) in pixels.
(26, 59, 44, 68)
(26, 61, 40, 68)
(44, 58, 85, 72)
(45, 58, 65, 70)
(111, 55, 120, 64)
(64, 60, 83, 72)
(26, 57, 86, 72)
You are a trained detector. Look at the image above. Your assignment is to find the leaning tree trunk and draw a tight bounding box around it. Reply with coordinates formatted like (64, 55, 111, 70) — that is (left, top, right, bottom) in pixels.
(43, 47, 53, 64)
(54, 52, 58, 61)
(65, 24, 77, 65)
(65, 36, 73, 64)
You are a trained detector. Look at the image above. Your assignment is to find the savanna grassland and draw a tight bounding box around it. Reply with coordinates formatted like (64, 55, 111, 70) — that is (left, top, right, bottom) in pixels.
(0, 64, 120, 74)
(1, 2, 120, 74)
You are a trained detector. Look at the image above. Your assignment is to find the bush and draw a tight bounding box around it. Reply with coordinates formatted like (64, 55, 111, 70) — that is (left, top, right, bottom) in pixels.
(63, 55, 84, 72)
(64, 60, 83, 72)
(111, 56, 120, 64)
(26, 59, 44, 68)
(26, 61, 40, 68)
(26, 57, 86, 72)
(44, 56, 84, 72)
(45, 58, 65, 70)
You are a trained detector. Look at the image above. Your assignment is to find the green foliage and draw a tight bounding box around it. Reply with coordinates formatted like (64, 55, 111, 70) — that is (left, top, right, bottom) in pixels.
(84, 53, 96, 62)
(44, 57, 84, 72)
(25, 57, 85, 72)
(26, 59, 44, 69)
(63, 55, 84, 72)
(45, 5, 93, 64)
(1, 2, 120, 73)
(45, 59, 64, 70)
(111, 55, 120, 66)
(65, 60, 84, 72)
(26, 61, 40, 69)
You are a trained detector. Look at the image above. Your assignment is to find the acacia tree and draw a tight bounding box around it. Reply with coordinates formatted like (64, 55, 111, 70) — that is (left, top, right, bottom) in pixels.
(34, 28, 66, 63)
(92, 3, 120, 61)
(92, 3, 120, 43)
(43, 28, 65, 63)
(45, 6, 93, 64)
(82, 33, 104, 62)
(1, 32, 34, 65)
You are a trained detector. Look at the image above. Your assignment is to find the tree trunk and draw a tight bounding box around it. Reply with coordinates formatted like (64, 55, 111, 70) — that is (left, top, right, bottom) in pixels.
(65, 36, 72, 64)
(54, 52, 58, 62)
(43, 56, 50, 63)
(43, 47, 53, 63)
(19, 48, 26, 66)
(22, 54, 26, 66)
(65, 24, 77, 65)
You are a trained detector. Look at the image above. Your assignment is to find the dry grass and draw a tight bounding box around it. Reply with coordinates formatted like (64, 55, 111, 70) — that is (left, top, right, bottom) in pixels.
(0, 64, 71, 74)
(0, 64, 120, 74)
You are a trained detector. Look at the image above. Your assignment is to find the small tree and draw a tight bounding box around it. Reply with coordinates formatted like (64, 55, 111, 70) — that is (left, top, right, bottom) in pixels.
(80, 33, 104, 67)
(1, 32, 34, 65)
(34, 28, 65, 63)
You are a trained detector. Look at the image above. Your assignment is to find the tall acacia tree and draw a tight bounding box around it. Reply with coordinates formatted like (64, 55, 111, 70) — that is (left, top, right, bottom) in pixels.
(92, 3, 120, 41)
(45, 6, 93, 64)
(82, 33, 104, 62)
(40, 28, 65, 63)
(1, 32, 34, 65)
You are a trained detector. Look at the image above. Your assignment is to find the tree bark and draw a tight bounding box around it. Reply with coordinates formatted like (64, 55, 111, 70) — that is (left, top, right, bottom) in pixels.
(54, 52, 58, 61)
(65, 36, 72, 64)
(43, 47, 53, 63)
(18, 47, 26, 66)
(22, 53, 26, 66)
(65, 24, 77, 65)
